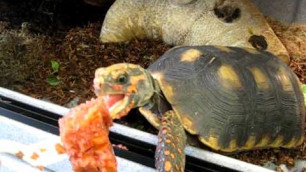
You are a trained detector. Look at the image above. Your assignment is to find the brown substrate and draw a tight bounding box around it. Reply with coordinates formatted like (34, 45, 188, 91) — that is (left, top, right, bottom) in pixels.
(266, 17, 306, 83)
(0, 22, 170, 133)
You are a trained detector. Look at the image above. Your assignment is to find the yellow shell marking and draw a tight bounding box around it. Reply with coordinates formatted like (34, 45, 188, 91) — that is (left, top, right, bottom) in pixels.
(152, 72, 175, 102)
(283, 137, 297, 148)
(255, 135, 270, 148)
(249, 67, 269, 90)
(151, 72, 163, 81)
(269, 136, 284, 147)
(222, 139, 238, 152)
(214, 46, 234, 53)
(242, 136, 256, 150)
(180, 115, 197, 135)
(296, 136, 304, 146)
(199, 135, 220, 151)
(180, 49, 202, 62)
(244, 47, 260, 54)
(218, 65, 243, 89)
(277, 67, 293, 91)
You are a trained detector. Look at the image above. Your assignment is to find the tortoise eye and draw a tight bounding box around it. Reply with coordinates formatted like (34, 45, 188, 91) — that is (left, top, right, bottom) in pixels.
(117, 74, 128, 84)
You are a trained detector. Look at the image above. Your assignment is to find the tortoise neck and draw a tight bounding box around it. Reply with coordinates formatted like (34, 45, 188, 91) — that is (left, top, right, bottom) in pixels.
(150, 77, 172, 115)
(136, 70, 160, 107)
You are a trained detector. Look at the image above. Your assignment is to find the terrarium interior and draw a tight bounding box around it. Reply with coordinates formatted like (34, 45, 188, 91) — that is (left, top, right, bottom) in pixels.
(0, 0, 305, 170)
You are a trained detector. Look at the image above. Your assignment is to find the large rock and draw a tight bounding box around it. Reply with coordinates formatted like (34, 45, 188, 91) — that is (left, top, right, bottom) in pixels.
(100, 0, 290, 63)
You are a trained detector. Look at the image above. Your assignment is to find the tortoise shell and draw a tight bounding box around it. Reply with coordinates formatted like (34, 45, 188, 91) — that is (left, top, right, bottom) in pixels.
(148, 46, 305, 152)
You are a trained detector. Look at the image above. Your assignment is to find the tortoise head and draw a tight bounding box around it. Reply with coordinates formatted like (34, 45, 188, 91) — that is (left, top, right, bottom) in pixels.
(94, 63, 155, 119)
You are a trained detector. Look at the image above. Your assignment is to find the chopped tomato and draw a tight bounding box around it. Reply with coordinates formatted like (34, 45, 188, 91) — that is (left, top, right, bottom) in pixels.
(30, 152, 39, 160)
(55, 143, 66, 154)
(15, 151, 24, 159)
(36, 166, 45, 171)
(59, 97, 117, 172)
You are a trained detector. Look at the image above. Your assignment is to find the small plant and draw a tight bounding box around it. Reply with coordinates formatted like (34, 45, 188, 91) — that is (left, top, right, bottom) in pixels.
(47, 60, 61, 86)
(302, 84, 306, 106)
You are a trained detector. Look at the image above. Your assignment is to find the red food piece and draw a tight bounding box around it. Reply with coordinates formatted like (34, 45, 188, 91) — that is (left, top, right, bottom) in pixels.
(30, 152, 39, 160)
(59, 97, 117, 172)
(55, 143, 65, 154)
(15, 151, 24, 159)
(112, 144, 128, 151)
(36, 166, 45, 171)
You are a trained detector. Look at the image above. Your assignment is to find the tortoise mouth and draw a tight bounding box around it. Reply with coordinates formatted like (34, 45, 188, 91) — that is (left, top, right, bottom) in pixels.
(103, 94, 124, 111)
(102, 94, 134, 119)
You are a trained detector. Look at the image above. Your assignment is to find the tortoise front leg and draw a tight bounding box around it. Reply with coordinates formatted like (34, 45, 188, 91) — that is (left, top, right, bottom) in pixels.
(155, 110, 187, 172)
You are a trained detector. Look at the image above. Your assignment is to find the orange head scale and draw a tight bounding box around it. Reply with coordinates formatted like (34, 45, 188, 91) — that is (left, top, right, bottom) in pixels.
(94, 63, 156, 119)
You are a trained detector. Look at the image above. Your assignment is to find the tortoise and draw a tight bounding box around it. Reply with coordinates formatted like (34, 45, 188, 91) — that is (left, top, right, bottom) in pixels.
(100, 0, 290, 63)
(93, 45, 305, 172)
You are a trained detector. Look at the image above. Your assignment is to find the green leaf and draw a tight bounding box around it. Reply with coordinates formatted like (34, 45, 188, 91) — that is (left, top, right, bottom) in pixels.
(50, 60, 59, 73)
(302, 84, 306, 106)
(46, 75, 61, 86)
(302, 84, 306, 92)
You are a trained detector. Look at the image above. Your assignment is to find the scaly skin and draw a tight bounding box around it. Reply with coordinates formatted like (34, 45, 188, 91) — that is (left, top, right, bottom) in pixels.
(155, 110, 186, 172)
(100, 0, 290, 63)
